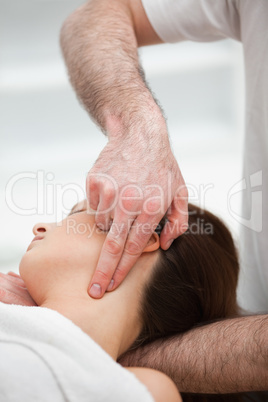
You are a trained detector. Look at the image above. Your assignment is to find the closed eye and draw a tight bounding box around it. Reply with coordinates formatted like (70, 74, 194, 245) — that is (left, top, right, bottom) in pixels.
(68, 209, 85, 216)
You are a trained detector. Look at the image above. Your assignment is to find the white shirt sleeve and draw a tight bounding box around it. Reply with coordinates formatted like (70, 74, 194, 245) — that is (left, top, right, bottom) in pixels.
(141, 0, 241, 43)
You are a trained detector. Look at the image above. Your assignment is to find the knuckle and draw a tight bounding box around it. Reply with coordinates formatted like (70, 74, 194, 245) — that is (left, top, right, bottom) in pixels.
(113, 268, 126, 284)
(110, 221, 128, 238)
(104, 238, 122, 256)
(144, 199, 161, 214)
(103, 184, 115, 202)
(95, 270, 111, 283)
(87, 175, 97, 190)
(122, 187, 140, 199)
(120, 187, 143, 213)
(121, 199, 141, 214)
(125, 239, 141, 256)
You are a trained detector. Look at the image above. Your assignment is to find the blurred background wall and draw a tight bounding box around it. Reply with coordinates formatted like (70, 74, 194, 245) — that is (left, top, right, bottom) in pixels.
(0, 0, 245, 273)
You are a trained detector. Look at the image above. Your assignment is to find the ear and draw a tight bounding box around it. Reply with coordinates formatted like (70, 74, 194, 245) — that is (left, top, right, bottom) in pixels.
(143, 232, 160, 253)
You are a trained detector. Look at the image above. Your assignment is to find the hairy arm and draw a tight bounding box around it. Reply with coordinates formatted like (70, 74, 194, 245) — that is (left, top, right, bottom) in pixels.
(60, 0, 188, 298)
(120, 315, 268, 394)
(61, 0, 162, 130)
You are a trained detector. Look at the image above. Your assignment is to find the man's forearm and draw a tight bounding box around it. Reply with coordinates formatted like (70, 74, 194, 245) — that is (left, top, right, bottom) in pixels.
(121, 315, 268, 394)
(60, 0, 165, 137)
(60, 0, 188, 293)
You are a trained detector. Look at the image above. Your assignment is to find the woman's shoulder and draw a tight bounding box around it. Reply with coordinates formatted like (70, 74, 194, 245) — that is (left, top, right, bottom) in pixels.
(126, 367, 182, 402)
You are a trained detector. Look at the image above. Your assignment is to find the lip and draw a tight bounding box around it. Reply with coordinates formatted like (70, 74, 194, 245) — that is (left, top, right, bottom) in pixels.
(27, 235, 44, 251)
(32, 235, 44, 243)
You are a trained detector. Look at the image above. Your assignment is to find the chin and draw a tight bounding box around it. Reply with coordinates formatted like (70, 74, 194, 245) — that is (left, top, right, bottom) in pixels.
(19, 253, 29, 281)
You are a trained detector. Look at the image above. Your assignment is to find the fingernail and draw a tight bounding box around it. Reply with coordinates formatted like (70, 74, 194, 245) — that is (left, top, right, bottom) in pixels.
(107, 279, 114, 291)
(89, 283, 102, 298)
(166, 239, 174, 249)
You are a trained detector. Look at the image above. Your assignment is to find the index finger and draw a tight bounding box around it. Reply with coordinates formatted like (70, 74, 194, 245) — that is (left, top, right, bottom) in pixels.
(106, 213, 159, 292)
(88, 213, 135, 298)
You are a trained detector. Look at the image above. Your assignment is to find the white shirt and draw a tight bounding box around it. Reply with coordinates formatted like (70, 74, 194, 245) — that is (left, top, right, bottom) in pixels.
(141, 0, 268, 313)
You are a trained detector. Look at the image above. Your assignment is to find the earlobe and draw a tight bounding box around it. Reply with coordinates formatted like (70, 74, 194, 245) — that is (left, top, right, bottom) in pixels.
(143, 232, 160, 253)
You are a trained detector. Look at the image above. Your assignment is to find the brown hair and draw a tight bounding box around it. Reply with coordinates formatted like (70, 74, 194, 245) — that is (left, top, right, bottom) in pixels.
(136, 203, 241, 402)
(137, 203, 239, 345)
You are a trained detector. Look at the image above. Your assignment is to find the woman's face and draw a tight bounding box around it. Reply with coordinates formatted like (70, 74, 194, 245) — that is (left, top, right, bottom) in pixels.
(19, 200, 159, 305)
(19, 200, 109, 303)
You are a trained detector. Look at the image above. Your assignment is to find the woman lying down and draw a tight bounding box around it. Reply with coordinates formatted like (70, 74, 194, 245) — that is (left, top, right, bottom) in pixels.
(0, 200, 239, 402)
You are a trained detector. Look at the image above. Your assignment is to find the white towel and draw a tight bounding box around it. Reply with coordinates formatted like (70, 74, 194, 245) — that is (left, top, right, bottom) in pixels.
(0, 303, 154, 402)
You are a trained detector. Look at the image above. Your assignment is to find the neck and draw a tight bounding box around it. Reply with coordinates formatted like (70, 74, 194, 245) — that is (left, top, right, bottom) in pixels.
(40, 287, 141, 360)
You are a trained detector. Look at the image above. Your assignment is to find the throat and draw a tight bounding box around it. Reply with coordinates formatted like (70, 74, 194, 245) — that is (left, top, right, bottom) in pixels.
(40, 293, 128, 360)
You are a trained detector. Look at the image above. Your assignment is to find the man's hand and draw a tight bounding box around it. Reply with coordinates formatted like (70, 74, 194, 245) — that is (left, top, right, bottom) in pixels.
(60, 0, 188, 299)
(87, 123, 188, 298)
(0, 272, 36, 306)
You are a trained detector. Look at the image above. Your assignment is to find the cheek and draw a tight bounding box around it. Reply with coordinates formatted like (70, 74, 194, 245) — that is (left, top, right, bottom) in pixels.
(19, 230, 106, 297)
(59, 231, 105, 271)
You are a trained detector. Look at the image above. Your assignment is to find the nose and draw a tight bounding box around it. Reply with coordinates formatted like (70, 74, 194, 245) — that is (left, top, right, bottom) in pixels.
(32, 222, 50, 235)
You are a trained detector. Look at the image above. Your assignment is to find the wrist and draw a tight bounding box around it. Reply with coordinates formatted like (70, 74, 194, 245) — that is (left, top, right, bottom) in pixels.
(106, 107, 169, 146)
